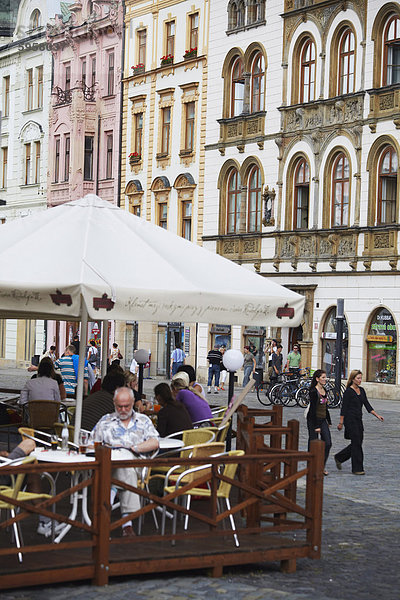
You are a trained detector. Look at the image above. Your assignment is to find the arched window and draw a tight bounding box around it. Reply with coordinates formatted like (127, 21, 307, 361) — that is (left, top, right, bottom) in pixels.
(321, 307, 348, 378)
(237, 1, 245, 27)
(293, 158, 309, 229)
(248, 0, 257, 24)
(228, 2, 238, 30)
(332, 153, 350, 226)
(247, 166, 261, 232)
(383, 15, 400, 85)
(250, 53, 265, 113)
(338, 28, 355, 95)
(226, 168, 241, 233)
(231, 58, 244, 116)
(377, 145, 398, 224)
(300, 39, 316, 102)
(30, 9, 41, 30)
(367, 308, 397, 384)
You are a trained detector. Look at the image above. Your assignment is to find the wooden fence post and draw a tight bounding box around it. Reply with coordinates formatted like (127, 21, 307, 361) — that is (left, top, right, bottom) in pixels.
(93, 446, 111, 586)
(306, 439, 324, 558)
(286, 419, 299, 503)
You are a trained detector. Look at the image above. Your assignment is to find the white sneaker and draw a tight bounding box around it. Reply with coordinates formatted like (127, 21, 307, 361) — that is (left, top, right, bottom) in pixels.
(214, 389, 219, 394)
(207, 387, 211, 394)
(37, 520, 64, 537)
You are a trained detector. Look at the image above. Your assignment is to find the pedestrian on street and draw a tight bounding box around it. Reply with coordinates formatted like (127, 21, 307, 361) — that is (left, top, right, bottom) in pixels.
(335, 369, 384, 475)
(286, 344, 302, 376)
(242, 346, 256, 387)
(206, 344, 222, 394)
(170, 343, 185, 378)
(306, 369, 331, 475)
(270, 344, 283, 384)
(219, 346, 227, 391)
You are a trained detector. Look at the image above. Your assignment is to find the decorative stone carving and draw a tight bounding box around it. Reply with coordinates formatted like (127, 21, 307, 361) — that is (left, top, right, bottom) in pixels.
(263, 186, 276, 226)
(254, 261, 261, 273)
(227, 124, 238, 137)
(338, 236, 355, 256)
(389, 258, 398, 271)
(363, 260, 371, 271)
(379, 93, 394, 111)
(243, 239, 258, 254)
(374, 232, 390, 249)
(223, 240, 239, 254)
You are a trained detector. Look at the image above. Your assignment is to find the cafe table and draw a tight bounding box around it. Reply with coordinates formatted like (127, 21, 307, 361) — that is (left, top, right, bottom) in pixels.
(32, 438, 184, 543)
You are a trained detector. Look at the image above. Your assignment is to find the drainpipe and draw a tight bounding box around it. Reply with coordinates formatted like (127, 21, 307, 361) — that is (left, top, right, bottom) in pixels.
(117, 1, 126, 207)
(95, 114, 101, 195)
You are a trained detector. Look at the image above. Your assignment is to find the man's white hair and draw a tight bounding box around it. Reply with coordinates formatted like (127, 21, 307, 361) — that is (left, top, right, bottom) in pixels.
(113, 386, 134, 402)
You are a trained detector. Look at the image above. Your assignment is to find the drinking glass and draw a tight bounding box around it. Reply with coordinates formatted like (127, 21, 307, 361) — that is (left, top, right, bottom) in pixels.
(51, 434, 58, 451)
(79, 431, 89, 454)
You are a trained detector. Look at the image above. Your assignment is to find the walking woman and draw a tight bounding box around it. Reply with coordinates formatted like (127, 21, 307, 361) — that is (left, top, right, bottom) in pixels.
(307, 369, 331, 475)
(334, 370, 384, 475)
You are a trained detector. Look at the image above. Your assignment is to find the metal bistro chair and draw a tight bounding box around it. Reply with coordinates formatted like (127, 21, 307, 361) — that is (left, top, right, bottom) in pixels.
(0, 456, 52, 562)
(164, 450, 245, 547)
(27, 400, 61, 433)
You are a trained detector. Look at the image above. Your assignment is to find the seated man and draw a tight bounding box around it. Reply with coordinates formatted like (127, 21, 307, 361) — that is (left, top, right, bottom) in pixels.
(78, 371, 126, 431)
(55, 345, 89, 398)
(90, 387, 159, 537)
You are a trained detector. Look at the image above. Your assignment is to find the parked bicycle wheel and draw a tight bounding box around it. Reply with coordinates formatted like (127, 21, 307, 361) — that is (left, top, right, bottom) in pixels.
(325, 380, 344, 408)
(280, 382, 297, 406)
(270, 383, 283, 405)
(295, 386, 310, 408)
(256, 381, 272, 406)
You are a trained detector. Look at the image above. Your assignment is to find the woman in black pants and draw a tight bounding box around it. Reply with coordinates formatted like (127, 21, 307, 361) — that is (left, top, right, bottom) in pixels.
(307, 369, 331, 475)
(335, 370, 384, 475)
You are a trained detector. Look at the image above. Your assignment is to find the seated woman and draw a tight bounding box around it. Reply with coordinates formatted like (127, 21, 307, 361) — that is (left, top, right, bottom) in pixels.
(154, 382, 192, 437)
(19, 358, 62, 404)
(170, 372, 213, 425)
(176, 364, 205, 397)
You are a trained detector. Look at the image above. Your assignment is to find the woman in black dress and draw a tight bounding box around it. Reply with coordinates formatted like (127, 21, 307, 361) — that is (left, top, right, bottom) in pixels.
(335, 370, 384, 475)
(307, 369, 331, 475)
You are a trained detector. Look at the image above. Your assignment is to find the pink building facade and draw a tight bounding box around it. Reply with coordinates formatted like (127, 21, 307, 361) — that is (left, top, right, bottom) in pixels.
(47, 0, 123, 207)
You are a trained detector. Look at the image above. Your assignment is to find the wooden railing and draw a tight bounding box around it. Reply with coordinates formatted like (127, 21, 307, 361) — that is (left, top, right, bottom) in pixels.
(0, 441, 324, 589)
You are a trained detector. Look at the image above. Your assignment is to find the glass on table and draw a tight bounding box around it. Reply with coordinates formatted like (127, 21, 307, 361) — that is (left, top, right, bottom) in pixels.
(79, 430, 89, 454)
(51, 434, 58, 451)
(93, 428, 102, 448)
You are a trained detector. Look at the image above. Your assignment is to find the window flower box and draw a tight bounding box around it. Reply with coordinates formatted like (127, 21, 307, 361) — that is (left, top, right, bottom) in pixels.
(160, 54, 173, 66)
(131, 64, 145, 75)
(129, 152, 141, 164)
(184, 48, 197, 59)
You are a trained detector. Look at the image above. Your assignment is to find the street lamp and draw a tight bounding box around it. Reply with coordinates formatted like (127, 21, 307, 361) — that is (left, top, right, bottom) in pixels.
(134, 348, 149, 401)
(223, 349, 244, 451)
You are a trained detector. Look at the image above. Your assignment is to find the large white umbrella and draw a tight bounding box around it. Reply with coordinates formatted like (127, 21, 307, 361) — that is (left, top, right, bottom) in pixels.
(0, 195, 304, 440)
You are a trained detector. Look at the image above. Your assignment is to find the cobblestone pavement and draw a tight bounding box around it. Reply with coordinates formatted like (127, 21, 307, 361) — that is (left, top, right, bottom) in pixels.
(1, 368, 399, 600)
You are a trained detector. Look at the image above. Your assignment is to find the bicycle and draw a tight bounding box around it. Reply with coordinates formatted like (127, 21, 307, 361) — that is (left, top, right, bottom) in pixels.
(279, 368, 311, 406)
(325, 379, 346, 408)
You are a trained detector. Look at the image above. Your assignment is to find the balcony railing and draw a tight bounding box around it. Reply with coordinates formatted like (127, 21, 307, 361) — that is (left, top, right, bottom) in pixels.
(52, 86, 72, 106)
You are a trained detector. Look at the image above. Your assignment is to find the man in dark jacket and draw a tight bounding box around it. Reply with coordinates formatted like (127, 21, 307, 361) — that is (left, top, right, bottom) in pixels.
(78, 371, 125, 431)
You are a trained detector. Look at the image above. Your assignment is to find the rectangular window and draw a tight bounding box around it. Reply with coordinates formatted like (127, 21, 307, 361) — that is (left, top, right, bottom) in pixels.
(189, 13, 199, 50)
(166, 21, 175, 57)
(184, 102, 195, 151)
(1, 147, 7, 188)
(27, 69, 33, 110)
(106, 133, 113, 179)
(138, 29, 146, 66)
(161, 107, 171, 154)
(65, 63, 71, 90)
(107, 52, 115, 96)
(84, 135, 94, 181)
(135, 113, 143, 155)
(159, 202, 167, 229)
(24, 143, 31, 185)
(81, 58, 86, 87)
(54, 138, 60, 183)
(36, 66, 43, 108)
(64, 135, 70, 182)
(4, 76, 10, 116)
(34, 141, 40, 184)
(91, 55, 96, 86)
(181, 200, 192, 240)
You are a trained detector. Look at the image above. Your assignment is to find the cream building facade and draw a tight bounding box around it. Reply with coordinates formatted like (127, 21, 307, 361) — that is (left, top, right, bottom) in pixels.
(119, 0, 210, 374)
(202, 0, 400, 398)
(0, 0, 60, 366)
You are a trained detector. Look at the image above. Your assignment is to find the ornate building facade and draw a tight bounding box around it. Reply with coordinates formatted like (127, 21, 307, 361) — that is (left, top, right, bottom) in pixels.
(0, 0, 60, 366)
(118, 0, 210, 373)
(203, 0, 400, 398)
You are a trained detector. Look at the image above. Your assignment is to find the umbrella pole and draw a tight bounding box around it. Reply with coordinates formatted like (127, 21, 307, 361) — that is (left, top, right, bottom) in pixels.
(101, 320, 108, 379)
(74, 299, 89, 445)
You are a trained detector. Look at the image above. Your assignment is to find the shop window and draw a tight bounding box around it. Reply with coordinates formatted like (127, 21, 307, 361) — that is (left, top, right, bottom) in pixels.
(367, 308, 397, 384)
(210, 324, 231, 349)
(321, 307, 348, 378)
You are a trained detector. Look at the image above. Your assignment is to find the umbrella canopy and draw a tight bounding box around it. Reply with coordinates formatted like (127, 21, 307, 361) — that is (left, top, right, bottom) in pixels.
(0, 195, 304, 326)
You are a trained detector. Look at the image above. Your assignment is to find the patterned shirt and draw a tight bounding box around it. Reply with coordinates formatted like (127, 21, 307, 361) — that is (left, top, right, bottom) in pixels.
(54, 356, 88, 395)
(90, 411, 159, 450)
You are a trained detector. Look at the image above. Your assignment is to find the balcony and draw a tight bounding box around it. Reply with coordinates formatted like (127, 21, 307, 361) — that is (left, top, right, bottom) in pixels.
(217, 235, 261, 261)
(53, 86, 72, 106)
(279, 92, 365, 134)
(217, 112, 265, 148)
(367, 84, 400, 130)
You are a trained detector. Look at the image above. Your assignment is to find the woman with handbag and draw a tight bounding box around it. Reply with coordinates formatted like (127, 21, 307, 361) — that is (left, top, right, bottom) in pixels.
(335, 370, 384, 475)
(307, 369, 331, 476)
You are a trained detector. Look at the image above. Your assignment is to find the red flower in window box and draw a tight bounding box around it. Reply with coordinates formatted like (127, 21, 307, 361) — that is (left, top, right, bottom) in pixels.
(160, 54, 173, 66)
(184, 47, 197, 59)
